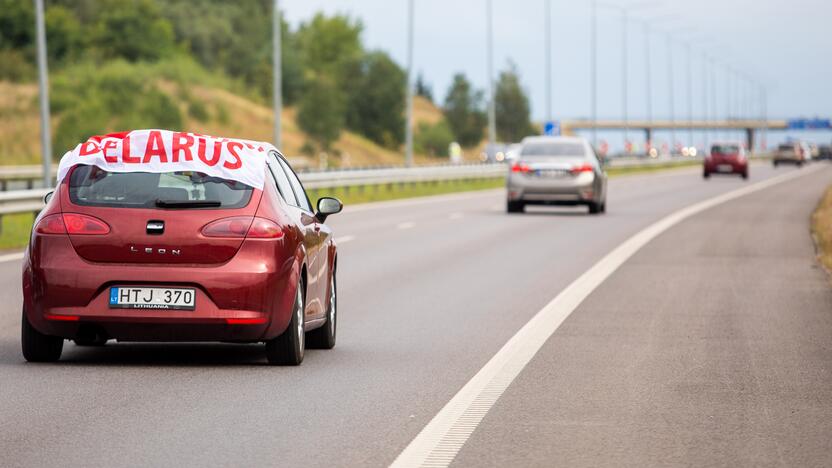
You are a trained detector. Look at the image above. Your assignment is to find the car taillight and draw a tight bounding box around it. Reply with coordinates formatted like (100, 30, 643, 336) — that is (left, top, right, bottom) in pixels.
(511, 163, 531, 173)
(247, 218, 284, 239)
(35, 214, 66, 234)
(570, 163, 594, 174)
(35, 213, 110, 235)
(63, 213, 110, 235)
(202, 217, 284, 239)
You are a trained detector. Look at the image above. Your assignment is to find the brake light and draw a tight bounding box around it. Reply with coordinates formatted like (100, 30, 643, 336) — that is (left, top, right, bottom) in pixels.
(35, 214, 66, 234)
(511, 163, 531, 173)
(247, 218, 284, 239)
(201, 217, 284, 239)
(44, 313, 79, 321)
(63, 213, 110, 235)
(226, 318, 268, 325)
(570, 163, 594, 174)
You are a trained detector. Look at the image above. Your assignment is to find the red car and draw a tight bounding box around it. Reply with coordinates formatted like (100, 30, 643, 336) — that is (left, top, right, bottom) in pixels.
(21, 130, 342, 365)
(703, 142, 748, 179)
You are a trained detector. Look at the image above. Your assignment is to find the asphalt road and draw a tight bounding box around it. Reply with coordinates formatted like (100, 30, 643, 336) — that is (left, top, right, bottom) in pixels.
(1, 162, 830, 467)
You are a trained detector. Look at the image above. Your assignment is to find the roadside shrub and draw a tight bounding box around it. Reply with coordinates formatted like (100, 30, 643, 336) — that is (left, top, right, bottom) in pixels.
(415, 120, 454, 157)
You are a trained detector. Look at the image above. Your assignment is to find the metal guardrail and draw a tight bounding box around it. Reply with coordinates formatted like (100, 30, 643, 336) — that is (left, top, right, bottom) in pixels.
(0, 158, 701, 220)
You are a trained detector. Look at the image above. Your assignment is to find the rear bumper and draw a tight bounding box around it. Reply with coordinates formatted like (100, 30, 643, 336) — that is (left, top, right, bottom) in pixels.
(704, 160, 747, 173)
(507, 172, 598, 204)
(23, 236, 300, 342)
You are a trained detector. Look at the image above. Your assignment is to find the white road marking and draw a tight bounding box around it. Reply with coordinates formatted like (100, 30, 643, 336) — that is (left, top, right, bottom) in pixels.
(397, 222, 415, 230)
(0, 252, 24, 263)
(448, 212, 464, 220)
(390, 165, 822, 468)
(334, 235, 355, 244)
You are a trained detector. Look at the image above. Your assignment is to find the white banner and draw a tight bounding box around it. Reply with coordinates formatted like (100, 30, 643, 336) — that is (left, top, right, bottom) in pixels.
(56, 129, 271, 189)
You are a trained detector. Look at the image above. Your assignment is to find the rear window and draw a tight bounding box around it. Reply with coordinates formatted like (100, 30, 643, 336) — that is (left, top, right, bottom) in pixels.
(521, 142, 585, 157)
(711, 144, 739, 154)
(68, 166, 253, 209)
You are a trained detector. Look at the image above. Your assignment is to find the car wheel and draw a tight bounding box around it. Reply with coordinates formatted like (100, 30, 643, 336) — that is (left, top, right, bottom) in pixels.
(773, 161, 779, 167)
(703, 171, 710, 179)
(741, 171, 749, 180)
(588, 202, 602, 215)
(21, 309, 63, 362)
(506, 200, 525, 213)
(265, 278, 305, 366)
(306, 271, 337, 350)
(599, 201, 607, 213)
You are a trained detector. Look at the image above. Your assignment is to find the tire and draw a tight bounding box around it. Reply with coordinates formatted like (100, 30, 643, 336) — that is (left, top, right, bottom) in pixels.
(21, 309, 63, 362)
(265, 278, 305, 366)
(506, 200, 525, 213)
(773, 160, 779, 167)
(741, 171, 749, 180)
(588, 202, 602, 214)
(600, 201, 606, 213)
(306, 271, 336, 350)
(703, 171, 710, 179)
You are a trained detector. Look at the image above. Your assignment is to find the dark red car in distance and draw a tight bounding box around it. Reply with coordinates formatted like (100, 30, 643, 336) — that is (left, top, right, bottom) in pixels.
(703, 142, 748, 180)
(22, 131, 342, 365)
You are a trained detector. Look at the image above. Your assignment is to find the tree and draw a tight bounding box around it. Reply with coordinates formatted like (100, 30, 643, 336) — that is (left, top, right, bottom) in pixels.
(90, 0, 175, 62)
(297, 76, 345, 150)
(495, 62, 534, 142)
(415, 120, 454, 157)
(415, 73, 433, 102)
(443, 73, 487, 147)
(347, 51, 406, 148)
(295, 13, 363, 91)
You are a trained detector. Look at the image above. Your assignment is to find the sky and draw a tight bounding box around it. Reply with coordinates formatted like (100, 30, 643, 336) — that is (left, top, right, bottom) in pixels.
(283, 0, 832, 147)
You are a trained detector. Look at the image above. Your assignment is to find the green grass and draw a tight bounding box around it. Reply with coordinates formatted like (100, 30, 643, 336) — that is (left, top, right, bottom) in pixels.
(606, 159, 701, 177)
(308, 177, 505, 206)
(0, 212, 34, 250)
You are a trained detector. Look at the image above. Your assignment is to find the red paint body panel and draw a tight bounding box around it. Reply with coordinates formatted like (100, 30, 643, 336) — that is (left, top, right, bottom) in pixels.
(23, 163, 336, 344)
(703, 153, 748, 175)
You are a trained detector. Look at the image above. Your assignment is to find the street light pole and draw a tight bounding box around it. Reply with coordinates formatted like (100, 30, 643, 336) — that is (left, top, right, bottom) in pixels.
(272, 0, 282, 149)
(34, 0, 52, 188)
(667, 32, 675, 152)
(685, 42, 693, 149)
(486, 0, 497, 147)
(621, 9, 628, 147)
(544, 0, 552, 123)
(404, 0, 415, 167)
(590, 0, 597, 147)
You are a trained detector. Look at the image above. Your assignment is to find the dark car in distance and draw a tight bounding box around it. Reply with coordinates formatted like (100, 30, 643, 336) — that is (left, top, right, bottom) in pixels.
(704, 142, 748, 179)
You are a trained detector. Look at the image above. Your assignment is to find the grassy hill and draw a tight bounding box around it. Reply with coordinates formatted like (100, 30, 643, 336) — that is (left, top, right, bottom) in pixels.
(0, 80, 457, 169)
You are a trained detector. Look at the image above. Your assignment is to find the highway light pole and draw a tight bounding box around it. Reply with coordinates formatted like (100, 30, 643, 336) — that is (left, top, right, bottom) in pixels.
(621, 9, 629, 146)
(666, 32, 675, 152)
(590, 0, 597, 147)
(486, 0, 497, 148)
(685, 42, 693, 149)
(544, 0, 552, 123)
(404, 0, 415, 167)
(272, 0, 282, 149)
(34, 0, 52, 188)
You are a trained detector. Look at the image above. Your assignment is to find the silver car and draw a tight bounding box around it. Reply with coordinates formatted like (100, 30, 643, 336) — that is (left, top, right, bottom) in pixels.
(506, 136, 607, 214)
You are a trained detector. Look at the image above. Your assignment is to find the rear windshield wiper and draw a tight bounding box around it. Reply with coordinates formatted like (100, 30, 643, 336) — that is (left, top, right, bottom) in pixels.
(155, 199, 222, 208)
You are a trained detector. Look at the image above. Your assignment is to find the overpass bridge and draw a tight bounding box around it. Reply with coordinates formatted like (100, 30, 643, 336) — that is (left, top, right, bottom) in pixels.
(561, 119, 793, 150)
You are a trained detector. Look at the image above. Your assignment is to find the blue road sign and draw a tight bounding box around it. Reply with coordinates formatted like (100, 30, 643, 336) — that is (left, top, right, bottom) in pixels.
(544, 121, 560, 136)
(787, 118, 831, 130)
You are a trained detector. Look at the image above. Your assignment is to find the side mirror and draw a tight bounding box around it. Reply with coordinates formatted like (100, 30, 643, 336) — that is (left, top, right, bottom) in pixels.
(43, 191, 54, 204)
(315, 197, 343, 222)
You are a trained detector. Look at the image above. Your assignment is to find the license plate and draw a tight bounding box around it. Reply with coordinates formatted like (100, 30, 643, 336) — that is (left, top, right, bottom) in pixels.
(717, 164, 733, 172)
(109, 287, 196, 310)
(536, 169, 568, 178)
